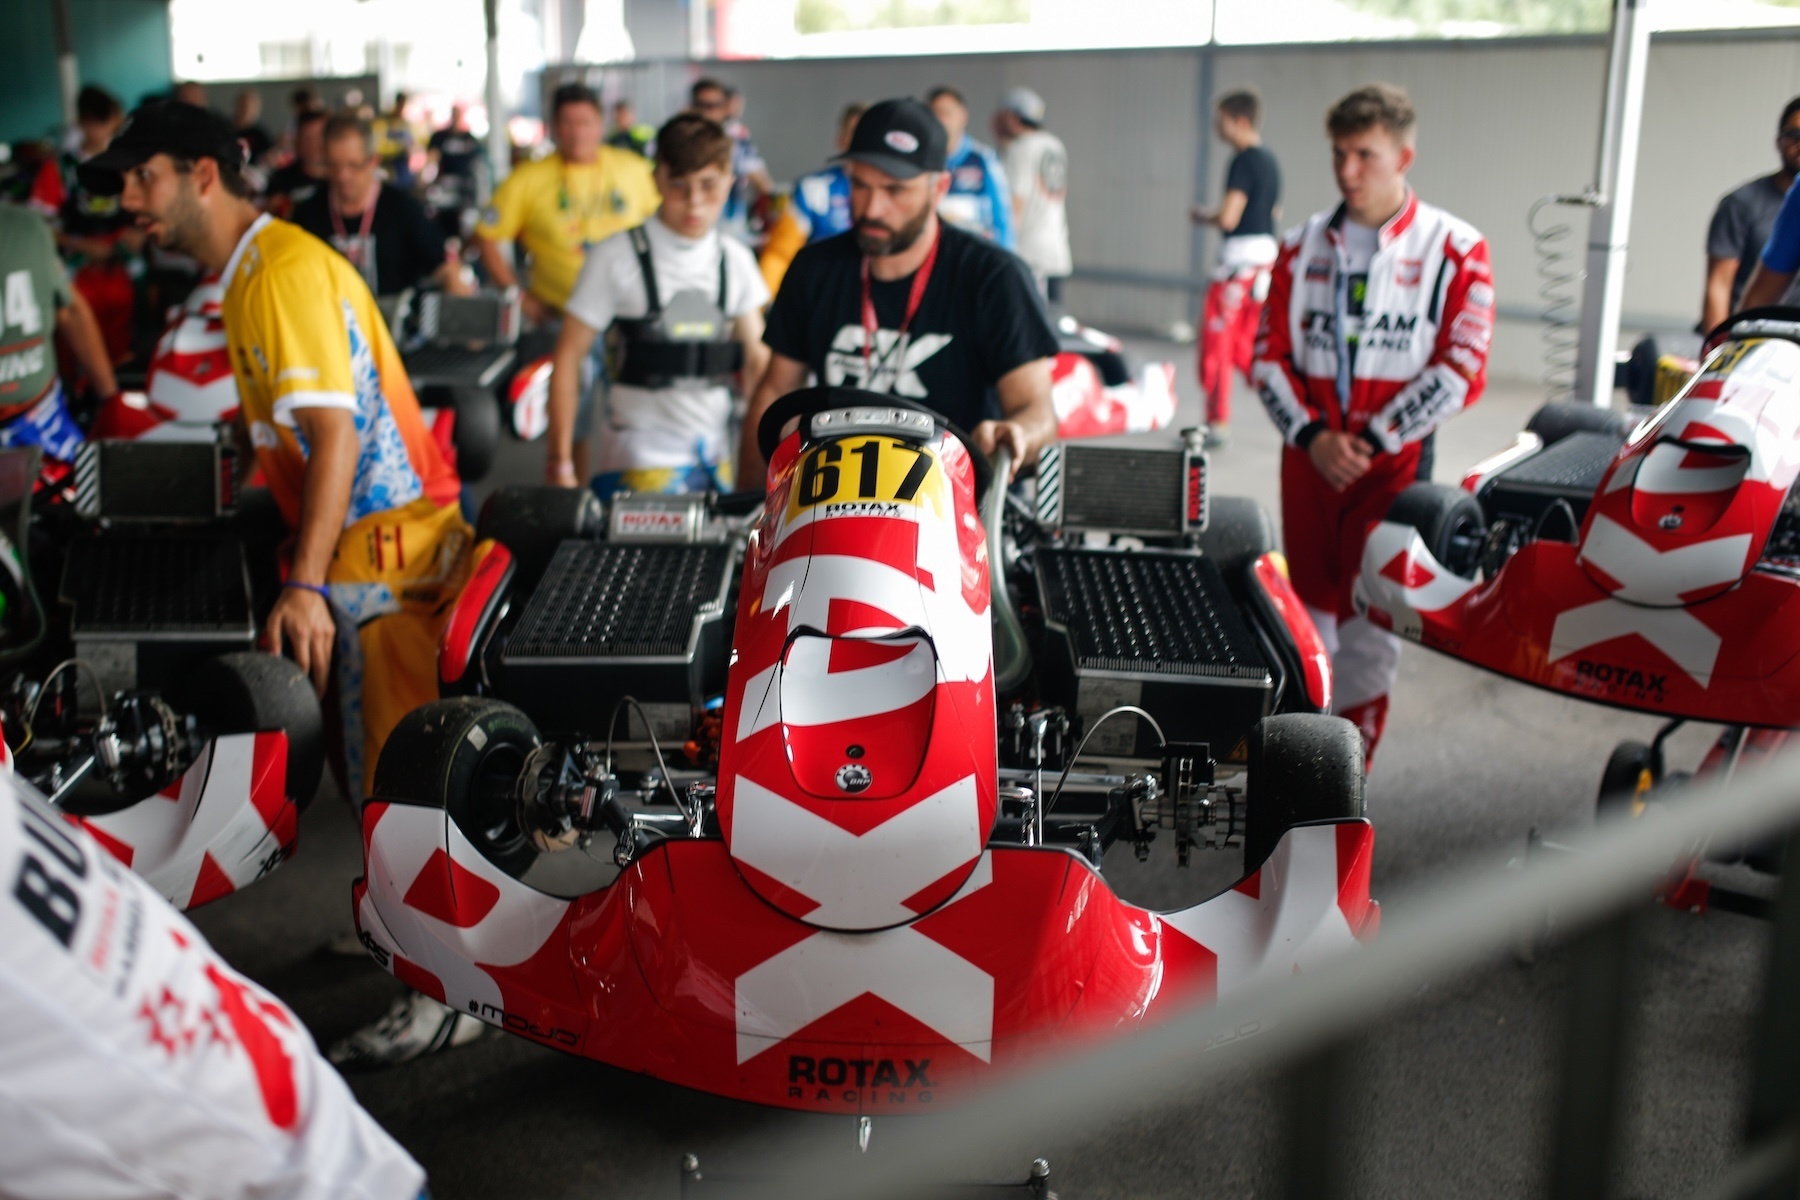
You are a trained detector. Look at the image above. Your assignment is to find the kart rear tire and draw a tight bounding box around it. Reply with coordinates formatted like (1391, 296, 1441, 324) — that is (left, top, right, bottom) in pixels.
(1244, 713, 1366, 871)
(1385, 483, 1486, 578)
(371, 697, 541, 877)
(1197, 496, 1277, 584)
(1596, 739, 1657, 822)
(476, 485, 603, 588)
(448, 385, 500, 483)
(1526, 401, 1635, 446)
(183, 652, 326, 809)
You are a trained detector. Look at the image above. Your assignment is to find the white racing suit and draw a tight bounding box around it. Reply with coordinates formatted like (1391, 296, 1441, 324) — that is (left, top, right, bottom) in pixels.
(0, 772, 424, 1200)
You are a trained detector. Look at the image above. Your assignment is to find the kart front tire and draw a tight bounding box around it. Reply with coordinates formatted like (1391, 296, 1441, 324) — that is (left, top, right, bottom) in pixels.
(1244, 713, 1366, 871)
(1197, 496, 1277, 584)
(1385, 483, 1486, 579)
(1526, 401, 1636, 446)
(372, 697, 541, 877)
(475, 485, 603, 588)
(1596, 739, 1656, 822)
(183, 652, 326, 809)
(448, 385, 501, 483)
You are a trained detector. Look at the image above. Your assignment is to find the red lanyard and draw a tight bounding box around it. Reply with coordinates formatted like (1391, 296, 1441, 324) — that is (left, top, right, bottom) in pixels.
(860, 227, 941, 372)
(329, 190, 377, 246)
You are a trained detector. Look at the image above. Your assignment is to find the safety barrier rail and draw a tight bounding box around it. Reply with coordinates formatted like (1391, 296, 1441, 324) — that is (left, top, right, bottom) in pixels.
(686, 743, 1800, 1199)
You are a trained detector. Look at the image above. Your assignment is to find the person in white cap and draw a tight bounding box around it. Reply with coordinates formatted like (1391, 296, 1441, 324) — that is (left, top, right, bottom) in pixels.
(994, 86, 1071, 304)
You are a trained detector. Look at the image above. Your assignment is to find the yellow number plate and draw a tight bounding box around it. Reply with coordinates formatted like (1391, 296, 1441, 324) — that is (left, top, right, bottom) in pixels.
(788, 435, 938, 518)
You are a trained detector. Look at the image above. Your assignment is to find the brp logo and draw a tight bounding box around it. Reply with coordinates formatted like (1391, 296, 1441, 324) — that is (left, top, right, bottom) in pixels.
(835, 764, 872, 794)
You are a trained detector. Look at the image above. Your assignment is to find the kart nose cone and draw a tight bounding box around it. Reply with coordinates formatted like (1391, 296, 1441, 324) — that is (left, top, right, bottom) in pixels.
(779, 633, 937, 800)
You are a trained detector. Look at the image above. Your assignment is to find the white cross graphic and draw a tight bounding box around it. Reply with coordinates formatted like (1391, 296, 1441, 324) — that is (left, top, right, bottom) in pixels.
(825, 326, 953, 399)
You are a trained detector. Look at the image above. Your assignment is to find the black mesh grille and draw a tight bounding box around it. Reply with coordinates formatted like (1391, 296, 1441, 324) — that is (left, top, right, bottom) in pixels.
(1059, 447, 1184, 533)
(65, 534, 251, 633)
(1037, 548, 1267, 679)
(1498, 431, 1621, 492)
(507, 541, 730, 659)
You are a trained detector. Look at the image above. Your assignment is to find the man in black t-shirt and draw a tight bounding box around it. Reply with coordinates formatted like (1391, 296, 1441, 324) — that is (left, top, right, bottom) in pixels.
(1192, 88, 1281, 448)
(741, 97, 1058, 491)
(264, 108, 327, 218)
(1702, 96, 1800, 331)
(427, 106, 483, 181)
(292, 112, 469, 298)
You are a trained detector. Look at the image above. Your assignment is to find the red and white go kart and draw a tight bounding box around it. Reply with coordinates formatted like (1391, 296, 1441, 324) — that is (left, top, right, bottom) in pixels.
(353, 387, 1375, 1116)
(1356, 308, 1800, 911)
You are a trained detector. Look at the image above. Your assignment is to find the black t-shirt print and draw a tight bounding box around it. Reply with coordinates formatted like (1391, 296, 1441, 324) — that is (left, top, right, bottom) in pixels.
(292, 184, 449, 297)
(1225, 144, 1281, 240)
(762, 222, 1060, 432)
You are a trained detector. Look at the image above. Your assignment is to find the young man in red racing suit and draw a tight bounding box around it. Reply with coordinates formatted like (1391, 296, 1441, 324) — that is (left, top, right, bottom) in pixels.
(1252, 83, 1493, 763)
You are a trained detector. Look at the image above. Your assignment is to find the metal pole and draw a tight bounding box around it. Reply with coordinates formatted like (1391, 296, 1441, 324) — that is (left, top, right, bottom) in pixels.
(1547, 911, 1644, 1200)
(1191, 20, 1217, 290)
(1743, 830, 1800, 1199)
(1573, 0, 1653, 408)
(50, 0, 78, 130)
(484, 0, 510, 186)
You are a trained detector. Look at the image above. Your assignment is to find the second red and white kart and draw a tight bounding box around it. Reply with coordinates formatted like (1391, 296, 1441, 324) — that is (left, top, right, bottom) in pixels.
(354, 387, 1375, 1113)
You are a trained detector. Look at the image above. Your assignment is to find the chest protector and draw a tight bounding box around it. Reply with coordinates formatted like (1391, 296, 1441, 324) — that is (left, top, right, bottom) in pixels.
(607, 226, 745, 387)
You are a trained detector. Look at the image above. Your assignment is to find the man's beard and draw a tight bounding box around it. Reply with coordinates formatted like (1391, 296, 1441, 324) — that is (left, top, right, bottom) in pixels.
(152, 187, 209, 257)
(854, 204, 932, 258)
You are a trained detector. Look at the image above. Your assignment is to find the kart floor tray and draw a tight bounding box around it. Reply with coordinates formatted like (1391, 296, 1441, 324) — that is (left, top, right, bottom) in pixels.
(496, 540, 733, 734)
(61, 532, 255, 637)
(1480, 430, 1622, 524)
(1035, 546, 1271, 756)
(404, 344, 515, 388)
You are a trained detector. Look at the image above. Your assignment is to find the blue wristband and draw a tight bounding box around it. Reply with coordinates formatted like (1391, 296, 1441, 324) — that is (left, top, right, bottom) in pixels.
(283, 580, 330, 600)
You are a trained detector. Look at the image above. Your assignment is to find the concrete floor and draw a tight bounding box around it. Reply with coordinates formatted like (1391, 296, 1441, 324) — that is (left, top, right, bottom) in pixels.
(188, 344, 1777, 1198)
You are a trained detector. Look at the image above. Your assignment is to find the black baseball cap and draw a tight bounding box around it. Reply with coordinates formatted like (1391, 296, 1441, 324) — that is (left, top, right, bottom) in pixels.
(833, 97, 947, 179)
(78, 101, 245, 196)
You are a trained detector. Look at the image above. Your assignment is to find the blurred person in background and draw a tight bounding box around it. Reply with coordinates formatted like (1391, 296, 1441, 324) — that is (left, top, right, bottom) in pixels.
(995, 86, 1071, 304)
(757, 100, 865, 297)
(294, 113, 470, 297)
(372, 92, 419, 192)
(1704, 96, 1800, 328)
(474, 82, 657, 480)
(607, 99, 654, 157)
(1253, 82, 1492, 764)
(53, 86, 142, 367)
(235, 89, 274, 165)
(173, 81, 207, 109)
(689, 78, 772, 244)
(263, 108, 328, 218)
(1192, 87, 1281, 449)
(544, 113, 768, 496)
(927, 86, 1013, 249)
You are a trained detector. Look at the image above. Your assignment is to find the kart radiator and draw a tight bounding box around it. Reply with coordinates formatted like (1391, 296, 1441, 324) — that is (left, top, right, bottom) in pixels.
(1478, 431, 1621, 528)
(497, 540, 733, 737)
(1036, 431, 1207, 539)
(1035, 546, 1271, 758)
(61, 532, 257, 695)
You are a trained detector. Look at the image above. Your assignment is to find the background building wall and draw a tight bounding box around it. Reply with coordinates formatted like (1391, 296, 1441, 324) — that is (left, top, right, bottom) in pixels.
(0, 0, 174, 143)
(599, 28, 1800, 382)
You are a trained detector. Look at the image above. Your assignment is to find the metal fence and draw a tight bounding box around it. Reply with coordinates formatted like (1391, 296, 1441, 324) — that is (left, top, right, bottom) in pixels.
(681, 741, 1800, 1199)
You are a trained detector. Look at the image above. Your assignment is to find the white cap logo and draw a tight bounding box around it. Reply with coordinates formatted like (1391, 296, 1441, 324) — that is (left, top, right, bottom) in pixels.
(884, 130, 919, 154)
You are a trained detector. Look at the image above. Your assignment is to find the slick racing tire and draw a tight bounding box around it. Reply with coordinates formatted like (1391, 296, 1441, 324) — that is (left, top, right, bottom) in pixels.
(1596, 739, 1657, 823)
(183, 652, 326, 809)
(372, 697, 542, 877)
(476, 485, 604, 589)
(1196, 496, 1277, 586)
(1244, 713, 1366, 872)
(1385, 483, 1486, 579)
(1525, 401, 1635, 447)
(448, 385, 501, 483)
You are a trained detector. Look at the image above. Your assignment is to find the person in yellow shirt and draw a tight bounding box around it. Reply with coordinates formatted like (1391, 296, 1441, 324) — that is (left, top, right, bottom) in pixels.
(89, 102, 473, 806)
(475, 84, 658, 481)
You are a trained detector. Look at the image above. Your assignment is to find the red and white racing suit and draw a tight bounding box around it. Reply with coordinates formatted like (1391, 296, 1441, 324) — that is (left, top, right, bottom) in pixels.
(0, 774, 424, 1200)
(1199, 233, 1278, 428)
(1252, 192, 1492, 758)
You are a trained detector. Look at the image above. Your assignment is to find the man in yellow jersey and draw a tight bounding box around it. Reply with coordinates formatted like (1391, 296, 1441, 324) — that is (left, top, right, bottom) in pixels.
(474, 83, 658, 481)
(88, 102, 473, 806)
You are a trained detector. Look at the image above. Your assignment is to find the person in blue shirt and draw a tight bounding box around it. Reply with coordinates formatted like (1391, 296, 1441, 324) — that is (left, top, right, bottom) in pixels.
(1734, 160, 1800, 317)
(928, 86, 1015, 250)
(758, 102, 866, 297)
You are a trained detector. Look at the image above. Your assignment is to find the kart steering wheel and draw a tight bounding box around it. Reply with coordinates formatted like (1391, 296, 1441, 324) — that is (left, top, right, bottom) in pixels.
(756, 386, 994, 502)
